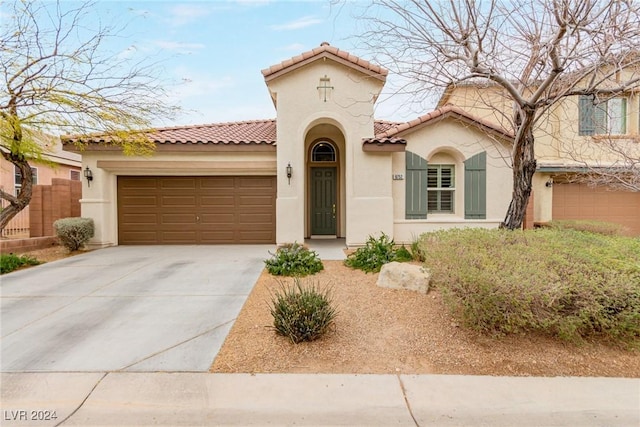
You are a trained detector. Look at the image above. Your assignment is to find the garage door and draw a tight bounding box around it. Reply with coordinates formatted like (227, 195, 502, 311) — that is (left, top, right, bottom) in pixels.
(552, 182, 640, 236)
(117, 176, 276, 244)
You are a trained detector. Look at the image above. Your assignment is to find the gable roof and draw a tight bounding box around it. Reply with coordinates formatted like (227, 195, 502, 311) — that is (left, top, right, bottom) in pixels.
(262, 42, 388, 82)
(363, 104, 514, 146)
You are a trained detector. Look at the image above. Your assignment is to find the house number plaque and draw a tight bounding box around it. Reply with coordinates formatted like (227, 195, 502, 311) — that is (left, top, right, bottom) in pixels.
(392, 174, 404, 180)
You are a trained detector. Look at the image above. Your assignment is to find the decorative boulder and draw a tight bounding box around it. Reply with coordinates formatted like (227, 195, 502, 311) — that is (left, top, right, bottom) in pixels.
(376, 262, 431, 294)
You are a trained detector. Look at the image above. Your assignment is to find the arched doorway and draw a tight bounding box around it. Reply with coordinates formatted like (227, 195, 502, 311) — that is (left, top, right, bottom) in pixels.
(309, 140, 338, 235)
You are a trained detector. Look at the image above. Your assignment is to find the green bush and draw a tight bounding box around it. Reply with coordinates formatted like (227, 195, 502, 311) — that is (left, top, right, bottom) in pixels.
(269, 278, 337, 343)
(344, 233, 413, 273)
(264, 242, 324, 276)
(53, 217, 94, 251)
(547, 219, 627, 236)
(421, 228, 640, 344)
(0, 253, 41, 274)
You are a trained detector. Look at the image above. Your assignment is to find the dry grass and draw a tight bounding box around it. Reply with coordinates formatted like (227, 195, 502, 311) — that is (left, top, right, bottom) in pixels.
(211, 261, 640, 377)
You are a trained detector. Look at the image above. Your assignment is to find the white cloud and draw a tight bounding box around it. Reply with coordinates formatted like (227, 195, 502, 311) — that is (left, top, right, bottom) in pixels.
(155, 40, 206, 53)
(270, 15, 323, 31)
(167, 4, 215, 26)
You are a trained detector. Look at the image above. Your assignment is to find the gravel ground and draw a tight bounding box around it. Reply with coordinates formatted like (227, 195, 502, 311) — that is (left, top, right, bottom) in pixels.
(211, 261, 640, 377)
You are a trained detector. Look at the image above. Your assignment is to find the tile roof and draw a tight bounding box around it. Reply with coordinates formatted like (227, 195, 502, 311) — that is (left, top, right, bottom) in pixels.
(262, 42, 388, 81)
(63, 119, 277, 146)
(364, 104, 514, 144)
(149, 119, 276, 146)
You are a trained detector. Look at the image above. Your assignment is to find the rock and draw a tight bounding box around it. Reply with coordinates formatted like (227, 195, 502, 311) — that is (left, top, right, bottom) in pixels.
(376, 262, 430, 294)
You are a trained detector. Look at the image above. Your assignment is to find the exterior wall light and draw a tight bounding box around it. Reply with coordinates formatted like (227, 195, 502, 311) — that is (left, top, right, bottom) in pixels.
(545, 178, 553, 188)
(84, 166, 93, 187)
(286, 162, 292, 185)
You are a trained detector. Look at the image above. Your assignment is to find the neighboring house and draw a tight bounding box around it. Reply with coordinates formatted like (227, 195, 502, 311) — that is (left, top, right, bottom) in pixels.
(1, 134, 82, 236)
(439, 64, 640, 235)
(61, 42, 636, 248)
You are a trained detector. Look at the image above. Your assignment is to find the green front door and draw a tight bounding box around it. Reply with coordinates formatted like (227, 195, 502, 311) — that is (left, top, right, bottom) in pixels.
(311, 167, 337, 235)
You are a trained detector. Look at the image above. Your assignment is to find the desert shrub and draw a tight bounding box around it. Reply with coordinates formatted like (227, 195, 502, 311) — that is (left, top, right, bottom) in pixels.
(344, 233, 414, 272)
(264, 242, 323, 277)
(410, 235, 426, 262)
(0, 253, 41, 274)
(394, 245, 414, 262)
(53, 217, 95, 251)
(547, 219, 627, 236)
(420, 228, 640, 344)
(269, 278, 337, 343)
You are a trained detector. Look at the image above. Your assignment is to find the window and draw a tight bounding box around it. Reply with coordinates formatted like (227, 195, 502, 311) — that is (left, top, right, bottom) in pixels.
(427, 165, 454, 213)
(14, 165, 37, 196)
(579, 95, 627, 135)
(70, 170, 81, 181)
(311, 141, 336, 162)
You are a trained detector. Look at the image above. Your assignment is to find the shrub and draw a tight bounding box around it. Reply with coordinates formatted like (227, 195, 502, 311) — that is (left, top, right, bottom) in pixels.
(547, 219, 627, 236)
(344, 233, 413, 273)
(269, 278, 337, 343)
(264, 242, 324, 276)
(54, 217, 95, 251)
(421, 228, 640, 344)
(0, 253, 41, 274)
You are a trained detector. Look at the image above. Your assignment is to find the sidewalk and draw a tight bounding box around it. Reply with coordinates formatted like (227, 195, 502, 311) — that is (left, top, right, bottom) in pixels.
(2, 372, 638, 426)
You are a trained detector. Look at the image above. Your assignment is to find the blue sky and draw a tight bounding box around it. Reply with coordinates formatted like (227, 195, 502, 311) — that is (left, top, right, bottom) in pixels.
(83, 0, 426, 126)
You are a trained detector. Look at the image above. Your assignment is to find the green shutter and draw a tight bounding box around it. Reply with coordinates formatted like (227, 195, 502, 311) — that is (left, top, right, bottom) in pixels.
(464, 151, 486, 219)
(405, 151, 428, 219)
(579, 95, 595, 136)
(594, 101, 607, 135)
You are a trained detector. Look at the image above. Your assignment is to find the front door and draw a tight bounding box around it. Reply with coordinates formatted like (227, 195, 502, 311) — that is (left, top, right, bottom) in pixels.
(311, 167, 337, 235)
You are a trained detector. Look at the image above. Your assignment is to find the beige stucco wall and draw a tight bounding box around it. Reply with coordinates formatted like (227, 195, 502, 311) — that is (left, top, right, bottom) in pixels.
(391, 118, 514, 243)
(265, 58, 389, 246)
(78, 150, 276, 247)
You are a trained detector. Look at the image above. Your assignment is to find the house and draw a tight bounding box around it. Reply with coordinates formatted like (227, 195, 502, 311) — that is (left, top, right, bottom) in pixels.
(1, 133, 82, 237)
(439, 63, 640, 235)
(61, 42, 636, 248)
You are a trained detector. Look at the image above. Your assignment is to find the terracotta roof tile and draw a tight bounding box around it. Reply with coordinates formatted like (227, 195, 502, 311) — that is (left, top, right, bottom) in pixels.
(367, 105, 514, 142)
(63, 119, 277, 146)
(149, 119, 276, 145)
(262, 42, 388, 80)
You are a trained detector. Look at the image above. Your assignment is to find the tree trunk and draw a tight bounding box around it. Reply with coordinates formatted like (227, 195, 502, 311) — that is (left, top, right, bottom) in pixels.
(501, 115, 537, 230)
(0, 154, 34, 232)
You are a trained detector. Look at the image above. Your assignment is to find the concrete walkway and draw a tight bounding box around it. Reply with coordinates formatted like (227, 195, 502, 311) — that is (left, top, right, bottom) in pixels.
(2, 372, 638, 426)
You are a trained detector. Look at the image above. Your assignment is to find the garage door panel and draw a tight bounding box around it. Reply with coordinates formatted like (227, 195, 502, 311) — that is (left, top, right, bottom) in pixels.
(161, 178, 197, 189)
(161, 213, 198, 225)
(200, 196, 235, 207)
(200, 177, 235, 188)
(161, 196, 197, 206)
(118, 176, 275, 244)
(122, 231, 160, 244)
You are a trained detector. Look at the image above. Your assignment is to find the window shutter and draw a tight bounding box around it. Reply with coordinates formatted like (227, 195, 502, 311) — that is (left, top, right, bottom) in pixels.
(464, 151, 486, 219)
(579, 95, 595, 136)
(405, 151, 428, 219)
(594, 101, 607, 135)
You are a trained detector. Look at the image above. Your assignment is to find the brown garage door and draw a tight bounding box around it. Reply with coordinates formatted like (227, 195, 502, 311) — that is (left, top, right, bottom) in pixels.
(552, 183, 640, 236)
(117, 176, 276, 244)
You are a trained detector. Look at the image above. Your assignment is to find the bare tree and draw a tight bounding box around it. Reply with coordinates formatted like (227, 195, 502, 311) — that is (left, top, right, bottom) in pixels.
(354, 0, 640, 229)
(0, 0, 180, 231)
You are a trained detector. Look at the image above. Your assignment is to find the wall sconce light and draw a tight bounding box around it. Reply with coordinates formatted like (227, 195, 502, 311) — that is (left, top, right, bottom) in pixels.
(84, 166, 93, 187)
(286, 162, 293, 185)
(545, 178, 553, 188)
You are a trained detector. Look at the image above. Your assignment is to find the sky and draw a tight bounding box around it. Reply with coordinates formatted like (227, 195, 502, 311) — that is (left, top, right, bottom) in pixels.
(72, 0, 429, 127)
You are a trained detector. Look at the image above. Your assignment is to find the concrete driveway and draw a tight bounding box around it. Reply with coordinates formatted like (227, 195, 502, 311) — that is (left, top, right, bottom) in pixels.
(0, 245, 271, 372)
